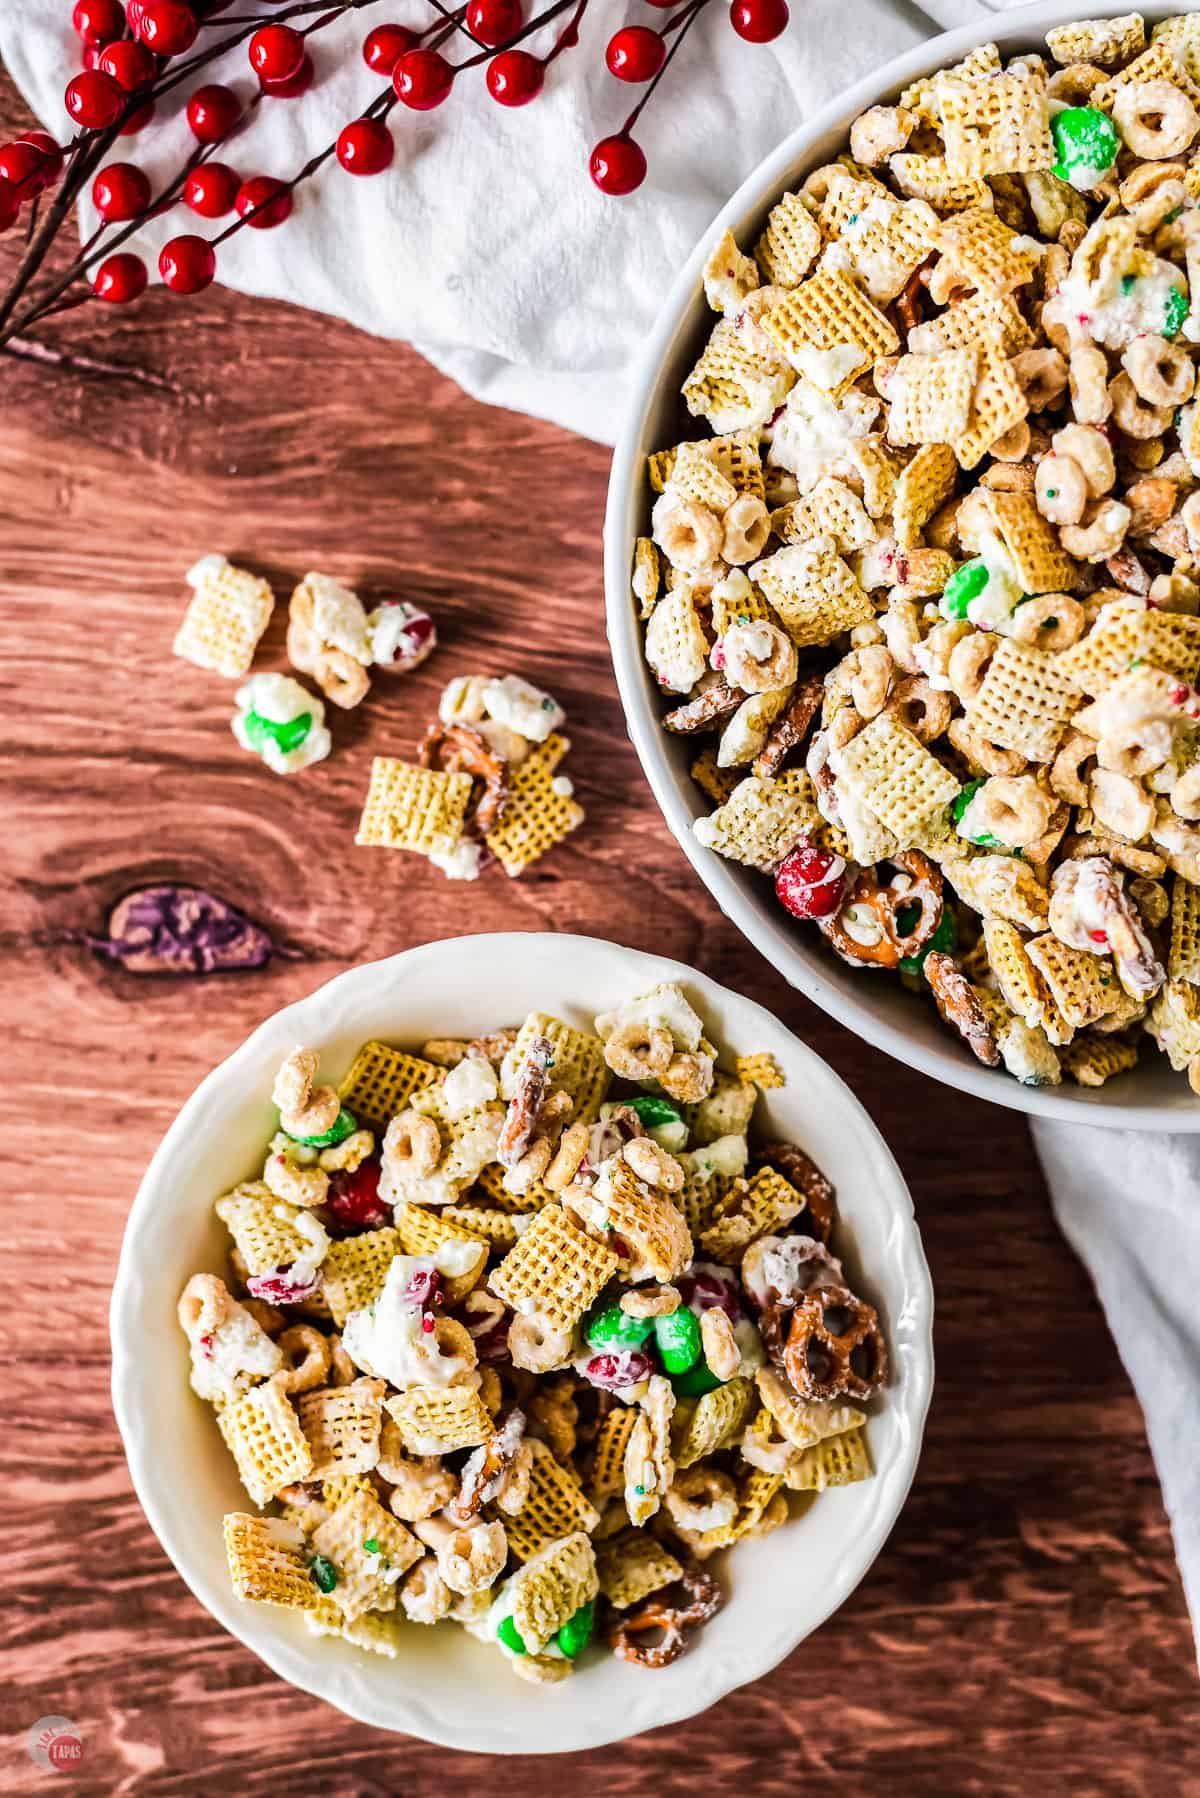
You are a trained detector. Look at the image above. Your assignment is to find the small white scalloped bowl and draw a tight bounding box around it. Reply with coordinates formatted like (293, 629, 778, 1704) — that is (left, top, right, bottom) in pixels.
(604, 0, 1200, 1129)
(111, 933, 932, 1753)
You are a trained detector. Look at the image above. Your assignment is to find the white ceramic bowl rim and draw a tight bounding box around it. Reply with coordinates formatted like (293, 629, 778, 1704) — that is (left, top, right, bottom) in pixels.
(111, 933, 933, 1752)
(604, 0, 1200, 1131)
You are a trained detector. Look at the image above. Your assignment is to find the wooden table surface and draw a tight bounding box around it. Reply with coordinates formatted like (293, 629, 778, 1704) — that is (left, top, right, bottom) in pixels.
(2, 73, 1198, 1798)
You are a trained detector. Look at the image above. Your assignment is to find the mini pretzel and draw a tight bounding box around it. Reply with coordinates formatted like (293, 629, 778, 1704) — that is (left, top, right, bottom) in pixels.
(820, 851, 944, 970)
(608, 1560, 723, 1668)
(497, 1034, 552, 1168)
(923, 951, 1001, 1066)
(753, 673, 825, 777)
(754, 1140, 836, 1242)
(663, 681, 743, 733)
(783, 1284, 888, 1402)
(751, 1237, 846, 1361)
(449, 1408, 528, 1521)
(419, 722, 510, 836)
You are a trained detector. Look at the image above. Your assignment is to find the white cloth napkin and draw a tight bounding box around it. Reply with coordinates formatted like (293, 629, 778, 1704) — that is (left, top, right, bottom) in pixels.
(6, 0, 1200, 1654)
(0, 0, 992, 439)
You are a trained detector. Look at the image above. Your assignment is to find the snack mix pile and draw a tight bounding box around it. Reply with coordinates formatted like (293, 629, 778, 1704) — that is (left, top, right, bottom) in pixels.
(636, 12, 1200, 1092)
(173, 557, 582, 881)
(180, 984, 885, 1680)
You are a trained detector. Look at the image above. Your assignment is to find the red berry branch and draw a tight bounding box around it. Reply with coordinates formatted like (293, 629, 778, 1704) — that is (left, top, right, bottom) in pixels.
(0, 0, 789, 360)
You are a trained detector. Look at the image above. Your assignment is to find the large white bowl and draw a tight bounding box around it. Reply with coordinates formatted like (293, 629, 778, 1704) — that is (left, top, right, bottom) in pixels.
(111, 932, 933, 1753)
(605, 1, 1200, 1130)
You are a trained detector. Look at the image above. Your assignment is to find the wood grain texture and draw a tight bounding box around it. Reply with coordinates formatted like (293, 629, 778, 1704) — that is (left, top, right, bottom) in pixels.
(1, 73, 1198, 1798)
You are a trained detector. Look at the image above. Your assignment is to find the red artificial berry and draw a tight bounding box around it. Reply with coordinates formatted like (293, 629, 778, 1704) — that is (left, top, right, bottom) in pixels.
(99, 39, 158, 90)
(93, 251, 148, 301)
(605, 25, 665, 82)
(186, 83, 240, 142)
(336, 118, 394, 176)
(260, 52, 314, 98)
(136, 0, 198, 54)
(589, 133, 646, 196)
(119, 98, 155, 134)
(466, 0, 523, 47)
(126, 0, 147, 29)
(485, 48, 542, 106)
(363, 23, 417, 75)
(82, 44, 107, 70)
(73, 0, 126, 45)
(393, 47, 454, 110)
(774, 840, 848, 921)
(325, 1158, 389, 1235)
(235, 174, 292, 228)
(20, 132, 65, 193)
(729, 0, 789, 42)
(0, 140, 51, 198)
(361, 24, 417, 75)
(65, 69, 126, 128)
(92, 160, 151, 220)
(248, 22, 305, 83)
(158, 232, 215, 293)
(184, 160, 239, 217)
(0, 179, 19, 234)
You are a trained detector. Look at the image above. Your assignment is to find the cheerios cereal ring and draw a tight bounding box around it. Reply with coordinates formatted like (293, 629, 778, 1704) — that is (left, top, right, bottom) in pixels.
(275, 1324, 331, 1394)
(604, 1017, 674, 1082)
(966, 775, 1055, 849)
(383, 1109, 441, 1178)
(1112, 78, 1200, 160)
(721, 619, 797, 694)
(1010, 593, 1085, 651)
(652, 496, 723, 573)
(663, 1467, 738, 1533)
(508, 1311, 574, 1374)
(1122, 334, 1195, 408)
(1109, 370, 1173, 441)
(947, 632, 998, 706)
(886, 675, 951, 743)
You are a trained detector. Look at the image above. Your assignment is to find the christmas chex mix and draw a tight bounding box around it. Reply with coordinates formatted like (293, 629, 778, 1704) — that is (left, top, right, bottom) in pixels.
(633, 12, 1200, 1094)
(181, 980, 885, 1679)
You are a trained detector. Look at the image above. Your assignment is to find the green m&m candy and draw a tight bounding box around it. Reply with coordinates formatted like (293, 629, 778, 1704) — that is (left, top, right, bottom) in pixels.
(496, 1615, 527, 1655)
(586, 1304, 653, 1352)
(1050, 107, 1119, 188)
(671, 1360, 722, 1397)
(287, 1106, 358, 1149)
(1163, 281, 1189, 339)
(940, 558, 989, 620)
(952, 777, 1002, 848)
(555, 1600, 595, 1659)
(241, 707, 313, 757)
(653, 1305, 702, 1375)
(625, 1094, 688, 1152)
(309, 1554, 338, 1594)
